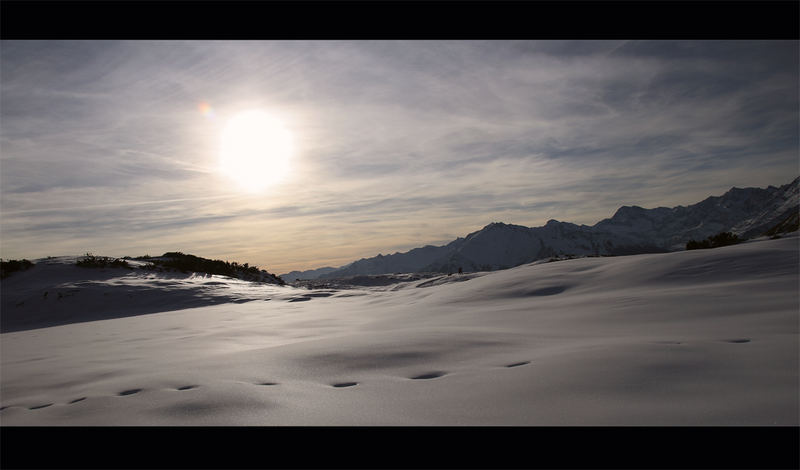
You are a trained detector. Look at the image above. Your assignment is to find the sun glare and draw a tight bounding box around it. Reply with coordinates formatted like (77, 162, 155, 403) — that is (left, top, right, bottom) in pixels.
(219, 110, 293, 192)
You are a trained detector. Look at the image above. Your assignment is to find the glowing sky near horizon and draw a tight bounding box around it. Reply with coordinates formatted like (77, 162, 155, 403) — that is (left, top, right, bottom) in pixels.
(1, 40, 798, 274)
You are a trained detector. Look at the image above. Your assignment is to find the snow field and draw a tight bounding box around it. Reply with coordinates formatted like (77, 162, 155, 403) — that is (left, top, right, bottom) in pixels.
(1, 236, 797, 425)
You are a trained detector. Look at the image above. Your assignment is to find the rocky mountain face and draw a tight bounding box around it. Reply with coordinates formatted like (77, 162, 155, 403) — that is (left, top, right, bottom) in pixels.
(594, 176, 800, 247)
(315, 177, 799, 279)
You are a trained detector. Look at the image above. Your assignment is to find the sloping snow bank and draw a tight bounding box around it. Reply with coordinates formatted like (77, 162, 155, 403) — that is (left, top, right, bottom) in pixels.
(0, 258, 317, 333)
(1, 236, 797, 425)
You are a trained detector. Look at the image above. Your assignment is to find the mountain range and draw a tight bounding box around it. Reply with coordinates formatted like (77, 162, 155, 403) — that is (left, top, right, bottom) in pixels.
(280, 177, 799, 281)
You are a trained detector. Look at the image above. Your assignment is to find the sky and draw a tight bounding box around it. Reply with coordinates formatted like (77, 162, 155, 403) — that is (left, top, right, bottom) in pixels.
(1, 40, 798, 274)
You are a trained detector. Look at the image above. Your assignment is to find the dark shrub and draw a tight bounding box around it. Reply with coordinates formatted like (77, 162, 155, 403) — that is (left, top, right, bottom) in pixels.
(686, 232, 741, 250)
(0, 259, 34, 279)
(76, 253, 132, 269)
(686, 239, 708, 250)
(141, 252, 285, 285)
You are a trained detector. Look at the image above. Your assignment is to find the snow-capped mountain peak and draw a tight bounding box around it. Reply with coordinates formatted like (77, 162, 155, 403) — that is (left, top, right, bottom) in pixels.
(310, 177, 799, 279)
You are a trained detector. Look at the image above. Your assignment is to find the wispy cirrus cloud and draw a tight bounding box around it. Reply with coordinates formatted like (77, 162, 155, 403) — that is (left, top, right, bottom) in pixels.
(2, 40, 797, 273)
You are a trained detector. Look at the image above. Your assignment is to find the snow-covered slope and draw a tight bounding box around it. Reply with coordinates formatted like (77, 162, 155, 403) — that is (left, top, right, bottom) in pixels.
(0, 256, 307, 333)
(1, 235, 797, 425)
(317, 177, 799, 278)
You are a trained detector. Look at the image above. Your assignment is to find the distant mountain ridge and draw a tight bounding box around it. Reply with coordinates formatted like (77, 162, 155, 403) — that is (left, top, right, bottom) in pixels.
(304, 177, 799, 280)
(280, 266, 338, 282)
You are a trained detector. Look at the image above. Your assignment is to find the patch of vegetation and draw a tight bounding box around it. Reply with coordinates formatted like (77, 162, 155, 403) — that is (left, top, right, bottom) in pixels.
(686, 232, 741, 250)
(546, 254, 580, 263)
(0, 259, 34, 279)
(764, 211, 799, 238)
(76, 253, 132, 269)
(141, 252, 285, 285)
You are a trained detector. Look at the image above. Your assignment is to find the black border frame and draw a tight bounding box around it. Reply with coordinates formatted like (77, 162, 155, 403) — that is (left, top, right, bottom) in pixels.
(2, 426, 799, 469)
(1, 1, 798, 40)
(1, 2, 798, 469)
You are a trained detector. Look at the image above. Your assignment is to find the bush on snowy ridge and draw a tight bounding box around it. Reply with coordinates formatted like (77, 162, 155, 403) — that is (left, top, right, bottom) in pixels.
(76, 253, 132, 269)
(141, 252, 285, 285)
(0, 259, 34, 279)
(686, 232, 741, 250)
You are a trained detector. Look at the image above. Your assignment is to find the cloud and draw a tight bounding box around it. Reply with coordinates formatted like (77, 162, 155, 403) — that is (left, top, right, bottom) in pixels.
(1, 40, 797, 272)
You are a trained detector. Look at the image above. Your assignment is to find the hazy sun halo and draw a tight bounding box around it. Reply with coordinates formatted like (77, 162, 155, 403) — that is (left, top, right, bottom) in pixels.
(219, 110, 293, 192)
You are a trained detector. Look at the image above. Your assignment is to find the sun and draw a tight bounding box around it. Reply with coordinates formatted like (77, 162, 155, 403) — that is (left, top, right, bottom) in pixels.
(219, 110, 293, 192)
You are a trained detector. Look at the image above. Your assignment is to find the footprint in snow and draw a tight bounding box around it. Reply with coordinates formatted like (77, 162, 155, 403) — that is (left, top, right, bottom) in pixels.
(724, 338, 751, 343)
(331, 382, 358, 388)
(176, 385, 198, 391)
(505, 361, 530, 368)
(118, 388, 142, 396)
(410, 371, 446, 380)
(29, 403, 53, 410)
(68, 397, 87, 404)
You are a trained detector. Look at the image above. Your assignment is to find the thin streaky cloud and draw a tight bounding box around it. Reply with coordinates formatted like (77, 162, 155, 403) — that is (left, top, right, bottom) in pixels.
(1, 40, 797, 272)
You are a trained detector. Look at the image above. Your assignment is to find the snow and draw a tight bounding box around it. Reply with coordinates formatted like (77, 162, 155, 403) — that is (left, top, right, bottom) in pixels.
(1, 235, 797, 425)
